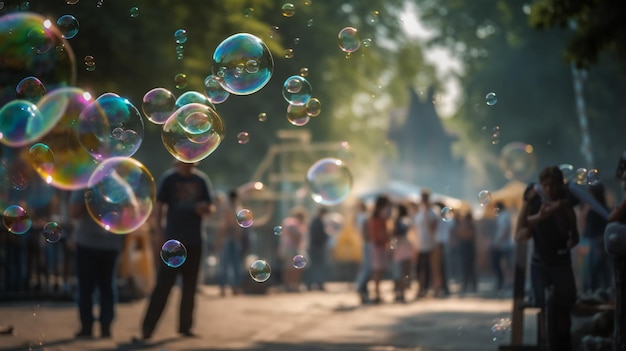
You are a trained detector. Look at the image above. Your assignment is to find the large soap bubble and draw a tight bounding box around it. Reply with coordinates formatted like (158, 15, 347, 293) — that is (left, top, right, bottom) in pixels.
(211, 33, 274, 95)
(85, 156, 155, 234)
(0, 12, 76, 108)
(306, 158, 353, 206)
(499, 142, 537, 181)
(77, 93, 144, 161)
(161, 103, 225, 163)
(32, 87, 99, 190)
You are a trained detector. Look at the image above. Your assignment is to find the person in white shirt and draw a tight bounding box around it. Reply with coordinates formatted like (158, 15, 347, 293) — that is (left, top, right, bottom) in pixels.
(433, 202, 453, 297)
(490, 201, 513, 291)
(414, 190, 438, 299)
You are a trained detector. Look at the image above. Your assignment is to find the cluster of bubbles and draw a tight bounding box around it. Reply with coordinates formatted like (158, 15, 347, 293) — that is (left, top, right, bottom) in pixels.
(174, 29, 187, 60)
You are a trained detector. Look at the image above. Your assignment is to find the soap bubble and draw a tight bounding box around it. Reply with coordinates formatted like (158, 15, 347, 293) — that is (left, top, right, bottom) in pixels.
(161, 239, 187, 268)
(486, 92, 498, 106)
(175, 91, 213, 110)
(273, 225, 282, 235)
(282, 75, 312, 106)
(258, 112, 267, 122)
(161, 103, 224, 163)
(77, 93, 144, 161)
(499, 142, 536, 181)
(130, 7, 139, 18)
(305, 98, 321, 117)
(236, 208, 254, 228)
(441, 207, 455, 222)
(0, 99, 46, 147)
(306, 158, 353, 206)
(174, 29, 187, 44)
(42, 221, 62, 243)
(478, 190, 492, 206)
(576, 167, 587, 185)
(142, 88, 176, 124)
(203, 75, 230, 104)
(15, 76, 46, 103)
(249, 259, 271, 282)
(281, 3, 296, 17)
(237, 131, 249, 144)
(211, 33, 274, 95)
(28, 143, 55, 175)
(338, 27, 361, 53)
(558, 164, 575, 183)
(286, 104, 310, 126)
(586, 168, 600, 185)
(85, 157, 155, 234)
(56, 15, 79, 39)
(174, 73, 187, 89)
(292, 254, 307, 269)
(299, 67, 309, 77)
(3, 205, 32, 235)
(84, 55, 96, 71)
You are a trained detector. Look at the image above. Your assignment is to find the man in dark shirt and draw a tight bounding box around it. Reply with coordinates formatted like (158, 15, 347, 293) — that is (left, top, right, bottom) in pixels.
(306, 207, 329, 291)
(516, 166, 579, 351)
(139, 161, 214, 340)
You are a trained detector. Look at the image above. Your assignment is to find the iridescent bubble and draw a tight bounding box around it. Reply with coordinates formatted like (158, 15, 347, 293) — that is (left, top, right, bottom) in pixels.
(486, 92, 498, 106)
(587, 168, 600, 185)
(203, 75, 229, 104)
(286, 104, 310, 126)
(236, 208, 254, 228)
(258, 112, 267, 122)
(282, 75, 312, 106)
(245, 59, 259, 74)
(3, 205, 31, 235)
(576, 167, 587, 185)
(16, 76, 46, 103)
(281, 3, 296, 17)
(161, 103, 224, 163)
(142, 88, 176, 124)
(273, 225, 282, 235)
(292, 254, 307, 269)
(249, 259, 271, 282)
(306, 158, 353, 206)
(34, 87, 99, 190)
(26, 24, 53, 54)
(130, 7, 139, 18)
(338, 27, 361, 53)
(174, 73, 187, 89)
(42, 221, 62, 243)
(211, 33, 274, 95)
(84, 55, 96, 71)
(441, 207, 455, 222)
(237, 131, 249, 144)
(175, 91, 213, 110)
(284, 48, 294, 59)
(56, 15, 79, 39)
(0, 99, 46, 147)
(174, 29, 187, 44)
(160, 239, 187, 268)
(28, 143, 54, 175)
(85, 157, 156, 234)
(499, 142, 536, 181)
(299, 67, 309, 77)
(77, 93, 144, 161)
(478, 190, 492, 206)
(558, 164, 575, 182)
(305, 98, 321, 117)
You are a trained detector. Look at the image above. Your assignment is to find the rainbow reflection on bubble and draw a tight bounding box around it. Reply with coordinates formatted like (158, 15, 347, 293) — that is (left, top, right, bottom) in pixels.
(0, 12, 76, 107)
(249, 259, 271, 282)
(212, 33, 274, 95)
(338, 27, 361, 53)
(306, 158, 353, 206)
(3, 204, 32, 235)
(142, 87, 176, 125)
(203, 75, 229, 104)
(161, 239, 187, 268)
(16, 76, 46, 103)
(161, 103, 224, 163)
(0, 99, 46, 147)
(175, 91, 214, 111)
(85, 156, 155, 234)
(77, 93, 144, 161)
(42, 221, 62, 243)
(286, 104, 310, 126)
(33, 87, 99, 190)
(282, 75, 311, 106)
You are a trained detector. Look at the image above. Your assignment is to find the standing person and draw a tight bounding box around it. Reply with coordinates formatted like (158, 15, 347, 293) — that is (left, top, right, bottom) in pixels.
(433, 202, 452, 297)
(69, 189, 124, 338)
(307, 207, 329, 291)
(354, 201, 372, 303)
(278, 207, 307, 292)
(414, 190, 438, 299)
(491, 201, 514, 292)
(392, 203, 414, 302)
(139, 161, 215, 340)
(516, 166, 579, 351)
(216, 189, 244, 297)
(583, 183, 612, 292)
(456, 211, 478, 294)
(369, 195, 392, 303)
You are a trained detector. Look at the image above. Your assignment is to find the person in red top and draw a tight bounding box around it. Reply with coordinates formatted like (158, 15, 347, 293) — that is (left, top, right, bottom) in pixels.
(368, 195, 392, 303)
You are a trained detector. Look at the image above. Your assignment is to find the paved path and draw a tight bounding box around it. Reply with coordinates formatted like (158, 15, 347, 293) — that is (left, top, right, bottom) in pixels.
(0, 282, 537, 351)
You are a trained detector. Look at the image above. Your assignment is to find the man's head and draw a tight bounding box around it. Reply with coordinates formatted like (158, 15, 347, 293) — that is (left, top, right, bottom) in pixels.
(539, 166, 565, 201)
(420, 189, 431, 205)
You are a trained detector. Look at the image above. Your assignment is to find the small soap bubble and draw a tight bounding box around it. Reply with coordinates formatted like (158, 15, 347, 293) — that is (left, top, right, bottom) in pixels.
(576, 167, 587, 185)
(587, 168, 600, 185)
(292, 254, 307, 269)
(245, 59, 259, 74)
(338, 27, 361, 53)
(281, 3, 296, 17)
(286, 104, 310, 126)
(367, 10, 380, 23)
(237, 131, 250, 144)
(3, 205, 32, 235)
(249, 259, 271, 282)
(441, 207, 455, 222)
(282, 75, 312, 106)
(243, 7, 254, 17)
(42, 222, 62, 243)
(478, 190, 492, 206)
(10, 171, 28, 191)
(273, 225, 282, 235)
(174, 29, 187, 44)
(293, 37, 300, 45)
(16, 76, 46, 103)
(284, 48, 294, 59)
(306, 19, 314, 27)
(491, 318, 512, 340)
(84, 55, 96, 71)
(28, 143, 54, 175)
(305, 98, 321, 117)
(56, 14, 79, 39)
(66, 0, 79, 4)
(559, 164, 575, 182)
(486, 92, 497, 106)
(258, 112, 267, 122)
(362, 38, 372, 48)
(130, 7, 139, 18)
(174, 73, 188, 89)
(160, 239, 187, 268)
(299, 67, 309, 77)
(237, 209, 254, 228)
